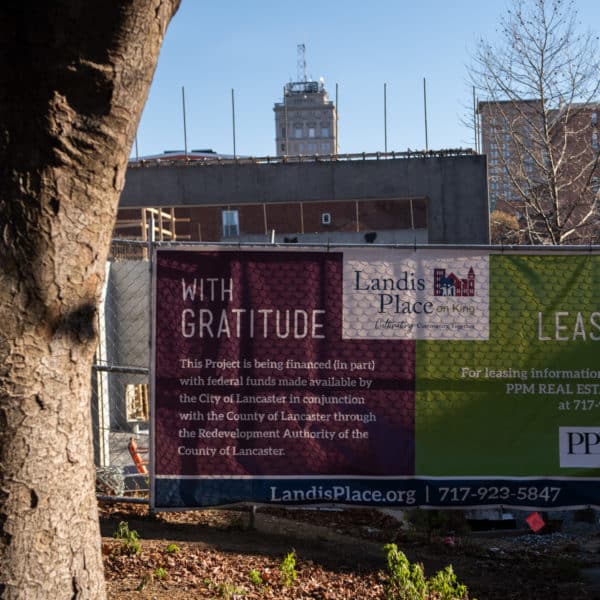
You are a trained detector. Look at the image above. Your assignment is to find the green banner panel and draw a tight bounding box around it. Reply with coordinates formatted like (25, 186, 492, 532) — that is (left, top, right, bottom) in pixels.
(416, 255, 600, 477)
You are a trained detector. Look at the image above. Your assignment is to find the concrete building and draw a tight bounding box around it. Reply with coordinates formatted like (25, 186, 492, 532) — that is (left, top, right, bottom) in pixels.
(273, 79, 337, 157)
(116, 150, 489, 246)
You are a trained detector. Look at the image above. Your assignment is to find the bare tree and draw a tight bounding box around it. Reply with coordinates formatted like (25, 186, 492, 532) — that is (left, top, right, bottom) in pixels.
(471, 0, 600, 244)
(0, 1, 179, 597)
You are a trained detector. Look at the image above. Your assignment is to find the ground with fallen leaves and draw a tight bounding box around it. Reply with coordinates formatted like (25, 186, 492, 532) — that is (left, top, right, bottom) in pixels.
(99, 501, 600, 599)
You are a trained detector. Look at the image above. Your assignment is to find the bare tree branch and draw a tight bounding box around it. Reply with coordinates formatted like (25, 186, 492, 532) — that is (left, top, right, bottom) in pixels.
(470, 0, 600, 244)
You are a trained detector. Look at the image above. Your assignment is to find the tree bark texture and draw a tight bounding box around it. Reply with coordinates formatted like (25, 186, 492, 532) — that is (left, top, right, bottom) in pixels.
(0, 2, 179, 598)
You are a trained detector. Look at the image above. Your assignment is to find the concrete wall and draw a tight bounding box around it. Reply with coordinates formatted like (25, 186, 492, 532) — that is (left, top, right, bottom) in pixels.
(120, 155, 490, 244)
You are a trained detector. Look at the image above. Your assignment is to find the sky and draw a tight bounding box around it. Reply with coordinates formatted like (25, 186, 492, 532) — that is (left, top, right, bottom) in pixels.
(133, 0, 599, 159)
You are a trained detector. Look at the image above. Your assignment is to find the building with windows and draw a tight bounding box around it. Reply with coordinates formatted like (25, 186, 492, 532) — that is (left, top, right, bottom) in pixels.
(478, 99, 541, 211)
(273, 79, 337, 157)
(478, 99, 600, 214)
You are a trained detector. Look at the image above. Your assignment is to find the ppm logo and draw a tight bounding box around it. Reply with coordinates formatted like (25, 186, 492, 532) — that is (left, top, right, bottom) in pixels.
(559, 427, 600, 468)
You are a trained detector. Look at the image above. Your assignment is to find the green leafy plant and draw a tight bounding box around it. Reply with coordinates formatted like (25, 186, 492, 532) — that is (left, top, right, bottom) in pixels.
(428, 565, 468, 600)
(279, 550, 297, 587)
(113, 521, 141, 556)
(154, 567, 168, 580)
(164, 543, 180, 554)
(383, 543, 426, 600)
(248, 569, 264, 586)
(382, 544, 471, 600)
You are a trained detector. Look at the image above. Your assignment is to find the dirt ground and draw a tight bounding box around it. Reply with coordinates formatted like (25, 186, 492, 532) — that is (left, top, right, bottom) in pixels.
(99, 500, 600, 599)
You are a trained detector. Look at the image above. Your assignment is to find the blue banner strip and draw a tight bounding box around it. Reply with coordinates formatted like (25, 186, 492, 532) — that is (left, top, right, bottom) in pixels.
(153, 477, 600, 510)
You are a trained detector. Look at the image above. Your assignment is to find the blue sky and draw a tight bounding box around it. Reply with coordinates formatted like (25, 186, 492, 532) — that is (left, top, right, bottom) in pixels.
(133, 0, 598, 158)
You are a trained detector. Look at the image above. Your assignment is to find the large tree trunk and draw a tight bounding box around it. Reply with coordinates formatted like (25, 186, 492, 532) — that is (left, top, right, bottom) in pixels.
(0, 2, 179, 597)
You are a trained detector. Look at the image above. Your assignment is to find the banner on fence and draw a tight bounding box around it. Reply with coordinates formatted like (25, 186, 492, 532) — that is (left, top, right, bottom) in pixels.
(151, 247, 600, 510)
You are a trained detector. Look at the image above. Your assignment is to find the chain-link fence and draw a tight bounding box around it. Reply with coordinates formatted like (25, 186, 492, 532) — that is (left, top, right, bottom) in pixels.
(92, 240, 600, 511)
(93, 239, 151, 498)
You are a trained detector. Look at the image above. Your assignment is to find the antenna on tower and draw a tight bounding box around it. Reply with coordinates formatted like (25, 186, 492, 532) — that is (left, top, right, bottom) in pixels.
(297, 43, 307, 82)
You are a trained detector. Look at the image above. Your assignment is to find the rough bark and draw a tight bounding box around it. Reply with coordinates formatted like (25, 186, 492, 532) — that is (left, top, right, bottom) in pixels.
(0, 1, 179, 598)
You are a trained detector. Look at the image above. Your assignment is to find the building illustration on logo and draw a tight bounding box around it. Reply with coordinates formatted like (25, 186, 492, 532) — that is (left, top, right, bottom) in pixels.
(433, 267, 475, 296)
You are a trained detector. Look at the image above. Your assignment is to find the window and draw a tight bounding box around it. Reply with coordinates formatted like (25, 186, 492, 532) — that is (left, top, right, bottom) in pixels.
(294, 126, 303, 138)
(592, 177, 600, 195)
(222, 210, 239, 238)
(592, 112, 598, 127)
(307, 142, 317, 153)
(321, 126, 329, 137)
(321, 212, 332, 225)
(593, 131, 599, 151)
(298, 143, 304, 154)
(320, 142, 330, 154)
(308, 126, 316, 138)
(281, 127, 286, 138)
(280, 143, 286, 152)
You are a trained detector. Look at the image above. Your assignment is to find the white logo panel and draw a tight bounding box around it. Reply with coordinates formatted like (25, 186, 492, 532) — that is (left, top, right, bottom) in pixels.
(342, 249, 489, 340)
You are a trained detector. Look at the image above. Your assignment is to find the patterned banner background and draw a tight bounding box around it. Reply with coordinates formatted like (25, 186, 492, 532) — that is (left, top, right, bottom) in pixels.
(152, 249, 600, 510)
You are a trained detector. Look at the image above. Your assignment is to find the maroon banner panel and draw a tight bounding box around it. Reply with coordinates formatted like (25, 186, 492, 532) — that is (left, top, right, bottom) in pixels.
(153, 249, 415, 506)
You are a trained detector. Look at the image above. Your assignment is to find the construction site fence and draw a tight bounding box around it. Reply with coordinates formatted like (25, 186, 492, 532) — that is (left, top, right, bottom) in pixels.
(92, 238, 600, 503)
